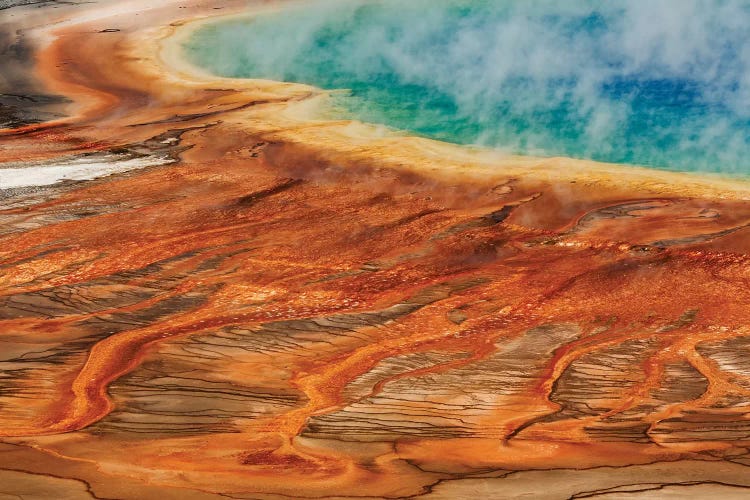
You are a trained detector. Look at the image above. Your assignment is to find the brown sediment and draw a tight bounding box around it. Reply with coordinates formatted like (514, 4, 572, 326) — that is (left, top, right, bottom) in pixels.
(3, 0, 750, 498)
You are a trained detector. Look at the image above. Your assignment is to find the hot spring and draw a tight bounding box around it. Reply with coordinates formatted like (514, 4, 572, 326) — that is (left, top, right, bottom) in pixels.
(184, 0, 750, 175)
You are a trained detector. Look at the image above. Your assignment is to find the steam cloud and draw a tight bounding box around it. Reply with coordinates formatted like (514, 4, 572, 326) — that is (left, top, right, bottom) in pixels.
(187, 0, 750, 173)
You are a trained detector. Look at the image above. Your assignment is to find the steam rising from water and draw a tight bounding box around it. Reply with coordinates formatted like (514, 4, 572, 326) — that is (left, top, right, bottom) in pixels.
(187, 0, 750, 174)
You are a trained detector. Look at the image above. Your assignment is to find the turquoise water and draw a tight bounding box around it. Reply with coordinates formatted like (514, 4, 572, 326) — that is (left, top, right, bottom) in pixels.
(186, 0, 750, 174)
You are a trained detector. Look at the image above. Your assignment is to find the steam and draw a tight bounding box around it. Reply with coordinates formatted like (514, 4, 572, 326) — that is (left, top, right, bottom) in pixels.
(187, 0, 750, 173)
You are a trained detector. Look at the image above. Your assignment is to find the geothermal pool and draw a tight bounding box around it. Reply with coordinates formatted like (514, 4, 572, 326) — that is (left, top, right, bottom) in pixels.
(186, 0, 750, 174)
(8, 0, 750, 498)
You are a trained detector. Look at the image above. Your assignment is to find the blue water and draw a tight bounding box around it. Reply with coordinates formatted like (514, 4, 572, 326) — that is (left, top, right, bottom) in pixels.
(186, 0, 750, 174)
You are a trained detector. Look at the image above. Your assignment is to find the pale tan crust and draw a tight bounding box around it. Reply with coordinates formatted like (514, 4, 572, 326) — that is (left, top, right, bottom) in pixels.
(2, 1, 750, 499)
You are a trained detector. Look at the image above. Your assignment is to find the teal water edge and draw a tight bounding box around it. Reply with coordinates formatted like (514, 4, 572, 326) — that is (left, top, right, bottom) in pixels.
(185, 0, 750, 175)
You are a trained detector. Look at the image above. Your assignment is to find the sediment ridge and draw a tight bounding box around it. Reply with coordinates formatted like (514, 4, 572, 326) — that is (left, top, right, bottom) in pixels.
(3, 1, 750, 498)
